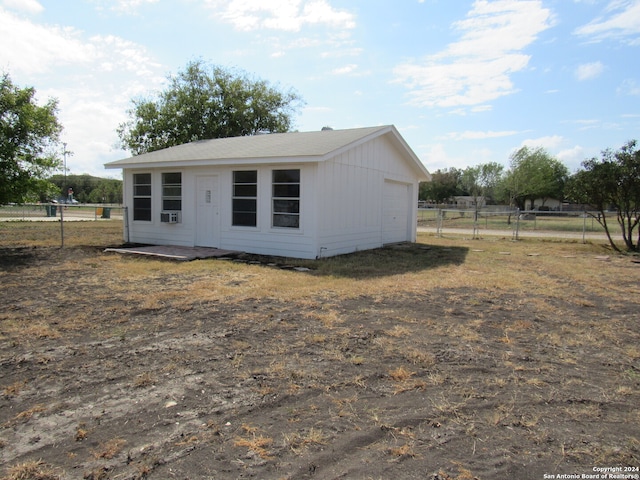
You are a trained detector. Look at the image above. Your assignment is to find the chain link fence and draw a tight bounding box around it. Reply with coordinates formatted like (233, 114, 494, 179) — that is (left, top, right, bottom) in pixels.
(0, 203, 124, 221)
(418, 208, 613, 242)
(0, 204, 127, 247)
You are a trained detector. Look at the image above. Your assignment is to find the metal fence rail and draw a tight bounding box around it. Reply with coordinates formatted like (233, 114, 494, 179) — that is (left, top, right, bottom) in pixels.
(0, 204, 124, 221)
(418, 208, 612, 243)
(0, 204, 126, 247)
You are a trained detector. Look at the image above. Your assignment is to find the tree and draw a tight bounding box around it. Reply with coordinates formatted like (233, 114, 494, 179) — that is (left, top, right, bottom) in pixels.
(419, 168, 462, 203)
(48, 174, 123, 204)
(566, 140, 640, 252)
(458, 162, 504, 207)
(0, 73, 63, 203)
(477, 162, 505, 204)
(502, 146, 568, 211)
(117, 60, 304, 155)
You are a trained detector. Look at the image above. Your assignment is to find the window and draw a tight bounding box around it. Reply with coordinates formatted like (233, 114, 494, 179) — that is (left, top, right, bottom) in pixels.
(272, 169, 300, 228)
(162, 172, 182, 211)
(133, 173, 151, 221)
(232, 170, 257, 227)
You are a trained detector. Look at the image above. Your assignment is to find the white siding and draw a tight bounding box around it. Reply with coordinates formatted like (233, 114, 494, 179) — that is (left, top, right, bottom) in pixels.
(124, 169, 195, 247)
(124, 165, 318, 258)
(122, 132, 421, 259)
(383, 180, 411, 244)
(315, 135, 418, 257)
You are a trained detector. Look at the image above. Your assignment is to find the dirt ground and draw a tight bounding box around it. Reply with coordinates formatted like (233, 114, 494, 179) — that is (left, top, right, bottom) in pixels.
(1, 234, 639, 480)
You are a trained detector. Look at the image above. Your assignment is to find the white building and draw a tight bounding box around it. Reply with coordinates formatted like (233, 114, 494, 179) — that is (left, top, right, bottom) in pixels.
(105, 125, 430, 259)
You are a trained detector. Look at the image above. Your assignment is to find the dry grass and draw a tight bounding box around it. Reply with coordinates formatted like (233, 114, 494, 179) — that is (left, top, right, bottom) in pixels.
(0, 220, 123, 248)
(1, 460, 61, 480)
(388, 366, 415, 382)
(133, 372, 156, 388)
(91, 438, 127, 460)
(283, 427, 327, 455)
(1, 223, 639, 479)
(3, 380, 27, 397)
(7, 405, 47, 426)
(233, 425, 274, 459)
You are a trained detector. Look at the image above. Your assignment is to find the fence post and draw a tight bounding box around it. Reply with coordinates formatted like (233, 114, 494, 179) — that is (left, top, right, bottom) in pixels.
(60, 205, 64, 248)
(124, 206, 130, 243)
(473, 209, 479, 239)
(513, 208, 520, 241)
(436, 209, 442, 238)
(582, 211, 587, 244)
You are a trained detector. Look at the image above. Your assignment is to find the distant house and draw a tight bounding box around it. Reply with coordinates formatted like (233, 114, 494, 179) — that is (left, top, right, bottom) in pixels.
(105, 125, 430, 259)
(453, 196, 486, 209)
(524, 198, 563, 211)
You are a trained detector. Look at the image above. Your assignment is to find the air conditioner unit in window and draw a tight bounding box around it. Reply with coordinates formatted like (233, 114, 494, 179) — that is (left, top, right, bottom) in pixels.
(160, 211, 181, 224)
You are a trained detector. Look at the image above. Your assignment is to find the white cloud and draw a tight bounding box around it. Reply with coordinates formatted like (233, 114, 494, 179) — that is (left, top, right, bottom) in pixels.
(444, 130, 520, 141)
(203, 0, 356, 32)
(0, 7, 165, 175)
(575, 61, 604, 80)
(0, 8, 96, 74)
(0, 9, 161, 78)
(572, 118, 600, 130)
(557, 145, 586, 171)
(1, 0, 43, 14)
(618, 78, 640, 95)
(112, 0, 158, 13)
(471, 105, 493, 113)
(331, 63, 358, 75)
(419, 143, 476, 170)
(320, 47, 363, 58)
(574, 0, 640, 44)
(393, 0, 553, 109)
(330, 63, 370, 76)
(419, 142, 500, 170)
(520, 135, 564, 151)
(91, 0, 159, 14)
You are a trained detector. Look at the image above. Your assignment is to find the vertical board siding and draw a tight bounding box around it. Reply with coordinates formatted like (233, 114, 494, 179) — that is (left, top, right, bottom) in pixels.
(122, 131, 422, 259)
(316, 135, 418, 257)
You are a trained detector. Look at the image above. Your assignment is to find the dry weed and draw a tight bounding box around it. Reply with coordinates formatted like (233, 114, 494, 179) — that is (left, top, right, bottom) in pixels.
(133, 372, 156, 388)
(92, 438, 127, 459)
(283, 427, 327, 455)
(388, 366, 415, 382)
(403, 347, 436, 367)
(10, 405, 46, 425)
(2, 460, 62, 480)
(233, 427, 273, 459)
(3, 380, 27, 397)
(388, 443, 416, 457)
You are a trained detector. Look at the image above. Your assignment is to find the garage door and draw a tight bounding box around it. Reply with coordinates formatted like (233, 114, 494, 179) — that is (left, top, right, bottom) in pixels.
(383, 181, 410, 244)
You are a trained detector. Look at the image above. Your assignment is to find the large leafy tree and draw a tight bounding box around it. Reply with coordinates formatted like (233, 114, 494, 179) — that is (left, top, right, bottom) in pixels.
(0, 73, 63, 204)
(419, 167, 462, 203)
(48, 174, 122, 204)
(502, 146, 569, 210)
(117, 60, 304, 155)
(566, 140, 640, 252)
(458, 162, 504, 205)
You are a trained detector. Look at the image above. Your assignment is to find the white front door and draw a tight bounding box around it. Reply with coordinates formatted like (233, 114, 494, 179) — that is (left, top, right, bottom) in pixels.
(195, 175, 219, 247)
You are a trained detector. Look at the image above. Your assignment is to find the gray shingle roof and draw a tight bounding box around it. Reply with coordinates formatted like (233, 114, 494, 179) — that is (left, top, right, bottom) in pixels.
(106, 126, 389, 166)
(105, 125, 429, 180)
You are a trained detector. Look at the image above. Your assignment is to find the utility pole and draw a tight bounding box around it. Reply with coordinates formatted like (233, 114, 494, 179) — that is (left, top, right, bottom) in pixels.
(62, 143, 68, 200)
(60, 142, 72, 248)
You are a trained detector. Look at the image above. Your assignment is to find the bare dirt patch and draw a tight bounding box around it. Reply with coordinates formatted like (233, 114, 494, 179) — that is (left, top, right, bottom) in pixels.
(1, 225, 639, 479)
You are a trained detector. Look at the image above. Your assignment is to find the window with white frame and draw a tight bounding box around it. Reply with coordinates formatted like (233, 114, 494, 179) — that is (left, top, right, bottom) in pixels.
(272, 169, 300, 228)
(232, 170, 257, 227)
(162, 172, 182, 211)
(133, 173, 151, 221)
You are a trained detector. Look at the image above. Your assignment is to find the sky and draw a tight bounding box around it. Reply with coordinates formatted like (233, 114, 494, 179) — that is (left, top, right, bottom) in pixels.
(1, 0, 639, 179)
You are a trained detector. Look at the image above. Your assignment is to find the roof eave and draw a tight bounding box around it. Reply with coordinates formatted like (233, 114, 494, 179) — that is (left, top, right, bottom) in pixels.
(104, 155, 323, 170)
